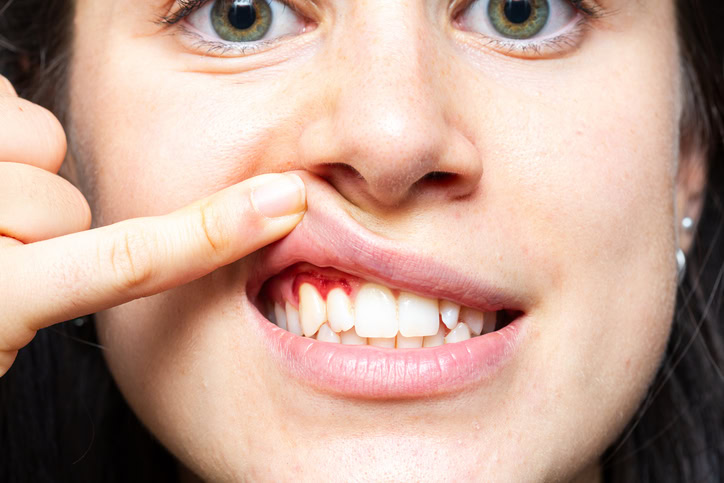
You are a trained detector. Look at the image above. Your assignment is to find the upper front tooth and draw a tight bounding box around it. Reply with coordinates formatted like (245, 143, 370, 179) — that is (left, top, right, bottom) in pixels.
(354, 283, 398, 338)
(327, 288, 355, 333)
(398, 292, 439, 337)
(299, 283, 327, 337)
(439, 300, 461, 330)
(460, 307, 484, 336)
(274, 302, 287, 331)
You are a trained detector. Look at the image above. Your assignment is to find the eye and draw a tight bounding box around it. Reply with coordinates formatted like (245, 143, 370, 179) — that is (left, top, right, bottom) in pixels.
(457, 0, 579, 42)
(186, 0, 307, 44)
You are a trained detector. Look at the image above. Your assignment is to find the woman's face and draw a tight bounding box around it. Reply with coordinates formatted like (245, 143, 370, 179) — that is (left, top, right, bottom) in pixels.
(68, 0, 685, 480)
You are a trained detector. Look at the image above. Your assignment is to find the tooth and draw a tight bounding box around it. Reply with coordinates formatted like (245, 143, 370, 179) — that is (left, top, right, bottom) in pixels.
(439, 300, 461, 330)
(327, 288, 355, 333)
(340, 329, 367, 345)
(423, 325, 445, 347)
(461, 307, 484, 336)
(483, 311, 497, 334)
(445, 322, 471, 344)
(396, 335, 423, 348)
(299, 283, 327, 337)
(285, 302, 303, 336)
(368, 337, 395, 348)
(398, 292, 439, 337)
(267, 304, 277, 324)
(274, 303, 287, 331)
(354, 283, 398, 338)
(316, 323, 341, 343)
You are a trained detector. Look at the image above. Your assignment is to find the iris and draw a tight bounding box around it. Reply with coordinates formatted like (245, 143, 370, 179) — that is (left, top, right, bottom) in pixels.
(211, 0, 273, 42)
(488, 0, 550, 39)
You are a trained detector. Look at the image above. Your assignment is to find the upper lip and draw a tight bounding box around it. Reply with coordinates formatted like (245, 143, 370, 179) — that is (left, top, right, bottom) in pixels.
(246, 172, 530, 313)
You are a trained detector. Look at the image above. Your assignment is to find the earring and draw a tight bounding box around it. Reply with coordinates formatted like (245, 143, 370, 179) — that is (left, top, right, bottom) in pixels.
(677, 248, 687, 283)
(682, 216, 694, 232)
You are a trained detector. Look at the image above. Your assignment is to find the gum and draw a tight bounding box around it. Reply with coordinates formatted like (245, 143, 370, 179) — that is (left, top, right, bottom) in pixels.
(263, 263, 364, 309)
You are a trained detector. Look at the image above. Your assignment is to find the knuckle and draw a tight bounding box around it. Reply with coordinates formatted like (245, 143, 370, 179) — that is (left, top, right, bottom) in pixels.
(102, 224, 156, 294)
(0, 321, 35, 355)
(195, 200, 230, 262)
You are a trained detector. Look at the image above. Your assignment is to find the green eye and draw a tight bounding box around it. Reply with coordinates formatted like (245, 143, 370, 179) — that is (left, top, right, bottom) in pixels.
(487, 0, 549, 39)
(211, 0, 273, 42)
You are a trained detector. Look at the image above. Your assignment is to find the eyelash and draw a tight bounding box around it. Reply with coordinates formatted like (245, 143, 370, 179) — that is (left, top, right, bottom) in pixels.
(160, 0, 606, 57)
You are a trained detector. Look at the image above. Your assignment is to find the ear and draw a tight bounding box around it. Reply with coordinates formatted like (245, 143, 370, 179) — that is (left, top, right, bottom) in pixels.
(675, 146, 707, 253)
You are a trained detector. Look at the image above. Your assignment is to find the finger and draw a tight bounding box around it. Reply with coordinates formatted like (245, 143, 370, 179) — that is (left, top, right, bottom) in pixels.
(0, 79, 67, 173)
(0, 173, 306, 346)
(0, 75, 18, 96)
(0, 163, 91, 243)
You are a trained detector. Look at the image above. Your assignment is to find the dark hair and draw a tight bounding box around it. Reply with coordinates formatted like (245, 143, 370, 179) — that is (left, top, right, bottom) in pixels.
(1, 1, 723, 481)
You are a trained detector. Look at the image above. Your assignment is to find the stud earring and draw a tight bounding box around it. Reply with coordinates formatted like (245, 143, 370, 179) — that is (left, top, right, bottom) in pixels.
(682, 216, 694, 232)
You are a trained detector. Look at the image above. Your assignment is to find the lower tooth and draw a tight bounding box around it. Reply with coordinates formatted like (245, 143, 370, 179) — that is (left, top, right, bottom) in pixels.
(340, 329, 367, 345)
(368, 338, 396, 348)
(396, 335, 423, 348)
(461, 308, 483, 336)
(423, 325, 445, 347)
(285, 302, 303, 336)
(316, 323, 341, 343)
(445, 322, 471, 344)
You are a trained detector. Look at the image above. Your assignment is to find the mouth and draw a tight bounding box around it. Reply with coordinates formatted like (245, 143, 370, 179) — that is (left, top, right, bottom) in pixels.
(245, 174, 528, 399)
(258, 262, 520, 348)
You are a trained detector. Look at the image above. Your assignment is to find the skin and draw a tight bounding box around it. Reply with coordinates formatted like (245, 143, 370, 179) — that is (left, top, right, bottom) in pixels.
(0, 0, 707, 481)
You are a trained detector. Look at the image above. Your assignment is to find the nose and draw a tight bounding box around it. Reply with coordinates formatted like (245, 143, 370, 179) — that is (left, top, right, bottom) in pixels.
(298, 2, 482, 208)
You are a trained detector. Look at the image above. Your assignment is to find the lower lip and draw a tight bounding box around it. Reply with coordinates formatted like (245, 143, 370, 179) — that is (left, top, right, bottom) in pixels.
(250, 306, 526, 399)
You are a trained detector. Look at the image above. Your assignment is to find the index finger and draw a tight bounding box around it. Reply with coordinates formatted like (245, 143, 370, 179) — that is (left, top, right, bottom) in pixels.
(0, 173, 306, 342)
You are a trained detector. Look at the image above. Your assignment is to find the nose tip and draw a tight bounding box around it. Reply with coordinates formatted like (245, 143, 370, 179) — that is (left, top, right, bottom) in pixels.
(299, 72, 483, 207)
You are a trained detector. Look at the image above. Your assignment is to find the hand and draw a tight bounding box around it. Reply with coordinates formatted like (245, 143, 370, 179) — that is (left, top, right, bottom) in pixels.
(0, 75, 306, 376)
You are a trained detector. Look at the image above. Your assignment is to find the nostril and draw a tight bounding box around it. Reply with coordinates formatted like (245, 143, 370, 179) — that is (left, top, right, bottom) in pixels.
(417, 171, 458, 188)
(422, 171, 455, 182)
(320, 163, 364, 181)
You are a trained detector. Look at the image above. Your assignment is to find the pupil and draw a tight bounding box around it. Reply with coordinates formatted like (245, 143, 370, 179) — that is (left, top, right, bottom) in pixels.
(228, 0, 257, 30)
(504, 0, 532, 24)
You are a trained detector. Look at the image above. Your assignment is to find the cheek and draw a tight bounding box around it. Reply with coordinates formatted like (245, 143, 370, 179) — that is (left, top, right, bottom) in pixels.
(68, 38, 313, 225)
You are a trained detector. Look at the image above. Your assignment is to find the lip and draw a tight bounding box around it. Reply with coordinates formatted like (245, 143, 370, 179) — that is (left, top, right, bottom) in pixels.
(245, 173, 530, 399)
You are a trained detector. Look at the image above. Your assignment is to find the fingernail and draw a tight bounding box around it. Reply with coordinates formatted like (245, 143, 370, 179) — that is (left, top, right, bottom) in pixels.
(252, 174, 306, 218)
